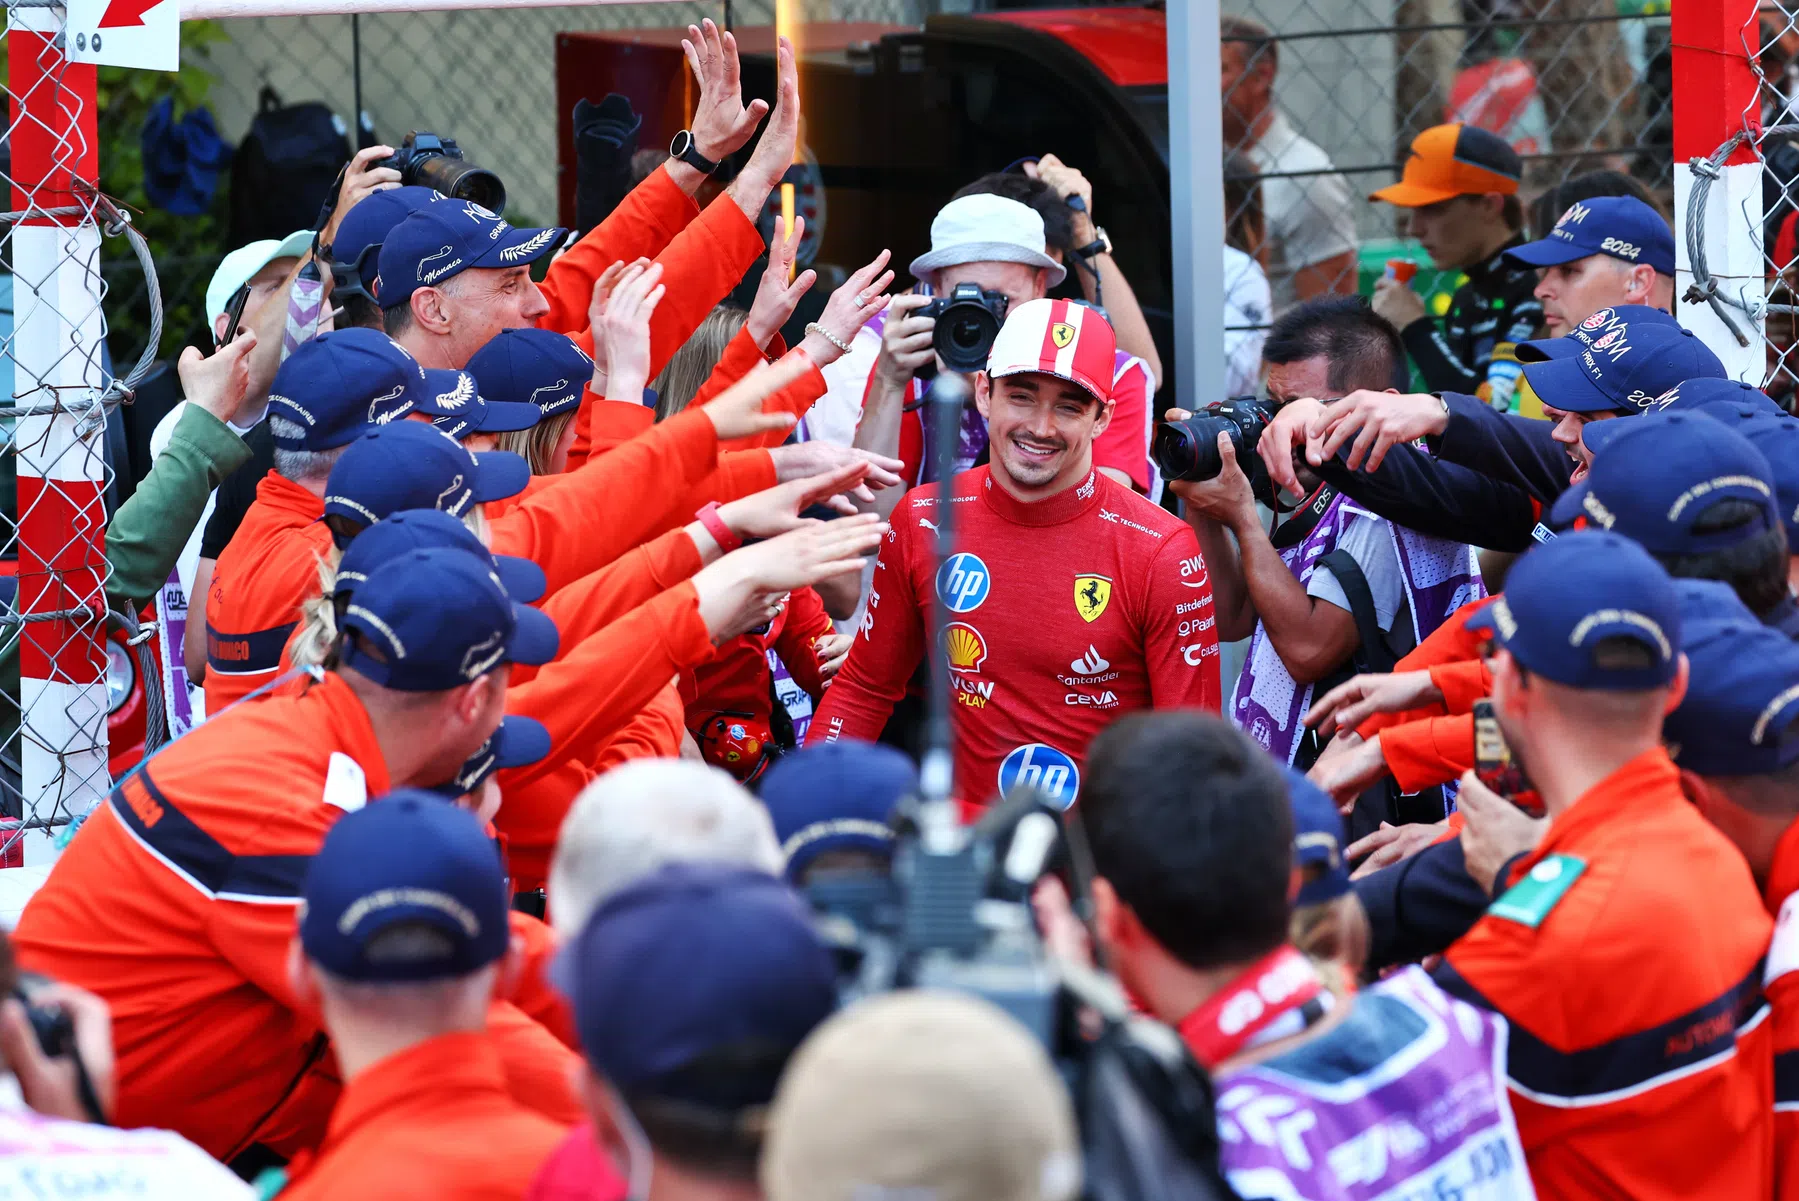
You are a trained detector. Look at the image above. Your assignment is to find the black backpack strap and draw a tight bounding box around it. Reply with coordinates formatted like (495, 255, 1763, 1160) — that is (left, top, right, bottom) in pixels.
(1316, 548, 1395, 674)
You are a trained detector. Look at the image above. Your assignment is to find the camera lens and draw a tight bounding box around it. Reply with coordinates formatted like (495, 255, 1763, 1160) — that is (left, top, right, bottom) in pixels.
(1152, 416, 1229, 483)
(412, 156, 508, 216)
(933, 303, 1001, 373)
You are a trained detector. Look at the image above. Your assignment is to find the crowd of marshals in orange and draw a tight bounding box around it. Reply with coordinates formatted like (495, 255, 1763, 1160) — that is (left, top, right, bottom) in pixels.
(6, 12, 1799, 1201)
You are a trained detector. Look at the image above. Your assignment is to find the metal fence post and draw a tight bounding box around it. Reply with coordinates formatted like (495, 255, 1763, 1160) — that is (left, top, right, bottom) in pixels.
(1169, 0, 1226, 412)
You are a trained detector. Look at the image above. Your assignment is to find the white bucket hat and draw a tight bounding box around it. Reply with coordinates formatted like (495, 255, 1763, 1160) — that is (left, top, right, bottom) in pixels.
(908, 194, 1067, 287)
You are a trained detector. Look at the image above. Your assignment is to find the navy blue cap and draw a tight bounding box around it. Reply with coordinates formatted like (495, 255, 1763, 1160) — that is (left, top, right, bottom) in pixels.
(1515, 305, 1680, 364)
(1284, 768, 1348, 909)
(1665, 618, 1799, 776)
(299, 789, 511, 982)
(413, 367, 542, 439)
(430, 715, 552, 800)
(334, 509, 544, 604)
(1504, 196, 1676, 276)
(375, 202, 567, 309)
(1467, 531, 1681, 691)
(552, 862, 836, 1103)
(1676, 577, 1762, 629)
(268, 328, 430, 451)
(1642, 376, 1784, 418)
(329, 187, 443, 301)
(757, 741, 914, 882)
(1520, 318, 1726, 415)
(339, 547, 558, 692)
(322, 422, 530, 542)
(465, 329, 594, 421)
(1554, 413, 1779, 554)
(1733, 415, 1799, 547)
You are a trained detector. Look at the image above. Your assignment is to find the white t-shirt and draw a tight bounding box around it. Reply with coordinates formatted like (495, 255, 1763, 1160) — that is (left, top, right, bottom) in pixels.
(1306, 508, 1407, 635)
(1245, 112, 1359, 314)
(1223, 246, 1270, 398)
(0, 1096, 253, 1199)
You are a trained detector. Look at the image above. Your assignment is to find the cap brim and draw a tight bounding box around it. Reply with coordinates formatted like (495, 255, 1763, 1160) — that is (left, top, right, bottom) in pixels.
(1368, 181, 1464, 207)
(909, 243, 1067, 288)
(471, 399, 543, 433)
(1515, 336, 1580, 364)
(1547, 480, 1590, 530)
(990, 365, 1108, 404)
(474, 225, 568, 271)
(506, 603, 559, 667)
(1522, 357, 1628, 414)
(471, 449, 531, 503)
(1503, 239, 1591, 270)
(493, 553, 546, 604)
(1580, 416, 1635, 458)
(494, 715, 552, 770)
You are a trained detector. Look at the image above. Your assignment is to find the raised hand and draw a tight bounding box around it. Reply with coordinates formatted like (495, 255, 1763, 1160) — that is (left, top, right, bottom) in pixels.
(683, 18, 770, 163)
(747, 217, 816, 349)
(729, 36, 799, 218)
(718, 461, 872, 540)
(799, 249, 894, 367)
(1304, 669, 1443, 737)
(1308, 390, 1448, 474)
(323, 144, 402, 247)
(177, 329, 260, 427)
(598, 262, 664, 403)
(693, 516, 887, 641)
(767, 441, 905, 500)
(701, 356, 810, 443)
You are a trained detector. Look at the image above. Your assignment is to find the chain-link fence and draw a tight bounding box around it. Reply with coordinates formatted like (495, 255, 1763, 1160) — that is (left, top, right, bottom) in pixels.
(1223, 0, 1673, 329)
(1749, 0, 1799, 403)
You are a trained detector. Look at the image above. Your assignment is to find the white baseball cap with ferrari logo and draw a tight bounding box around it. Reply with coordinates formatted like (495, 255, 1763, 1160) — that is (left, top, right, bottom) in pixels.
(986, 298, 1118, 404)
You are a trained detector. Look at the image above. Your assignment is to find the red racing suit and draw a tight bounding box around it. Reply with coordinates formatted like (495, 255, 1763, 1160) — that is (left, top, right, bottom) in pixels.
(1762, 816, 1799, 1201)
(809, 466, 1220, 808)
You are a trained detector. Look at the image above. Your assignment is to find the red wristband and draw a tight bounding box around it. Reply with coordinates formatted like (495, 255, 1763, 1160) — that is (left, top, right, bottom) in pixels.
(695, 502, 742, 554)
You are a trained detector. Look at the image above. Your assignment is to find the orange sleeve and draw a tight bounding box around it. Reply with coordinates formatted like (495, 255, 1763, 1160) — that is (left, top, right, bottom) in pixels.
(1393, 596, 1496, 672)
(488, 404, 718, 594)
(590, 683, 688, 772)
(518, 528, 705, 685)
(688, 449, 778, 511)
(504, 583, 715, 783)
(722, 353, 827, 453)
(1429, 659, 1492, 714)
(567, 390, 652, 473)
(691, 325, 772, 410)
(506, 910, 577, 1050)
(537, 167, 699, 337)
(486, 999, 582, 1127)
(641, 194, 766, 382)
(1379, 713, 1476, 794)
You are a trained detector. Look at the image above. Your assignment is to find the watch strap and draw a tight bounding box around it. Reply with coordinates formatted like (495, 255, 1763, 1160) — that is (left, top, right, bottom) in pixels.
(695, 501, 742, 553)
(671, 130, 720, 176)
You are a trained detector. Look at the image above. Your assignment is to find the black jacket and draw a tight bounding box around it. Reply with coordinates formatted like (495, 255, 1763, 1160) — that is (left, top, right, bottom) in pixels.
(1400, 237, 1544, 401)
(1428, 392, 1573, 507)
(1307, 439, 1540, 552)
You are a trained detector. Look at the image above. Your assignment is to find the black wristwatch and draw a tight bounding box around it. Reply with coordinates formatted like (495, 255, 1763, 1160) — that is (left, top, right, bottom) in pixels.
(669, 130, 719, 176)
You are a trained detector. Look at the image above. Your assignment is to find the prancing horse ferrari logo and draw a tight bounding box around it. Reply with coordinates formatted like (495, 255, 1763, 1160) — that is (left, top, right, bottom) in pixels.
(1051, 322, 1076, 349)
(1074, 574, 1112, 623)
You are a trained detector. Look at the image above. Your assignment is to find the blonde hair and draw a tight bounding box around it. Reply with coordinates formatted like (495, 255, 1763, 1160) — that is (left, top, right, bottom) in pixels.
(652, 305, 751, 423)
(287, 506, 493, 671)
(498, 410, 575, 475)
(1290, 886, 1368, 1001)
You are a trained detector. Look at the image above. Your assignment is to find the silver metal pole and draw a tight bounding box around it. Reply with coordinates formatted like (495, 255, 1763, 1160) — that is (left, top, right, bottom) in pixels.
(1167, 0, 1226, 412)
(183, 0, 681, 18)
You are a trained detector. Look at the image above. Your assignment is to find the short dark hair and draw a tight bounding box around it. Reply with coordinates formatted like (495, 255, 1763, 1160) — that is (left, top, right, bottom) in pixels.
(1082, 712, 1293, 970)
(340, 292, 384, 331)
(382, 299, 414, 339)
(1501, 193, 1524, 232)
(622, 1042, 794, 1182)
(1657, 499, 1793, 617)
(1531, 169, 1663, 242)
(1220, 14, 1277, 74)
(952, 172, 1076, 257)
(1263, 295, 1407, 394)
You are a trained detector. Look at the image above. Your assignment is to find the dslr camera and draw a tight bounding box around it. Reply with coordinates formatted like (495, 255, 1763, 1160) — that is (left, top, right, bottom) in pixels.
(1152, 396, 1278, 502)
(380, 131, 507, 215)
(920, 283, 1010, 373)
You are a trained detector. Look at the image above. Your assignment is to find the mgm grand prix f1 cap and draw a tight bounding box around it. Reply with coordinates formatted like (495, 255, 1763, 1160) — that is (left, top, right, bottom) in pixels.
(1369, 123, 1521, 207)
(465, 328, 595, 421)
(1643, 376, 1784, 418)
(268, 327, 430, 451)
(1467, 530, 1681, 692)
(986, 298, 1117, 404)
(338, 547, 558, 692)
(332, 508, 545, 605)
(1556, 412, 1780, 555)
(323, 422, 530, 540)
(1504, 195, 1676, 276)
(299, 789, 511, 983)
(1517, 309, 1725, 415)
(376, 201, 568, 310)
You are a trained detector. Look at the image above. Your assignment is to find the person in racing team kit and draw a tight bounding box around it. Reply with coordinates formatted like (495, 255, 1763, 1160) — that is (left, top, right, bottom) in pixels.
(808, 298, 1219, 811)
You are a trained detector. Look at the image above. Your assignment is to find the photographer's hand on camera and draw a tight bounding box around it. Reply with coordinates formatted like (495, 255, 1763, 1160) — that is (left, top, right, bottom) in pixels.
(0, 981, 115, 1123)
(322, 145, 403, 249)
(1310, 390, 1449, 473)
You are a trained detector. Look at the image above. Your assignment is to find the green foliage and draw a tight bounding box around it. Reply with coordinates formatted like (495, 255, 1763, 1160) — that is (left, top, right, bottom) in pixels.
(94, 21, 232, 367)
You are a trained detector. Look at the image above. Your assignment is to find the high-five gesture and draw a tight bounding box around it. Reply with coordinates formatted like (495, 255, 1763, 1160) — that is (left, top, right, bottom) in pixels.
(597, 262, 665, 404)
(729, 36, 799, 220)
(701, 356, 811, 444)
(683, 19, 770, 165)
(747, 217, 816, 349)
(798, 249, 894, 368)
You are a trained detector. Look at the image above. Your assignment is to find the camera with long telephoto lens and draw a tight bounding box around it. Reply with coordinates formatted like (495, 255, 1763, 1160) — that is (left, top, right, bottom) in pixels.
(920, 282, 1010, 373)
(1153, 396, 1280, 508)
(380, 131, 506, 214)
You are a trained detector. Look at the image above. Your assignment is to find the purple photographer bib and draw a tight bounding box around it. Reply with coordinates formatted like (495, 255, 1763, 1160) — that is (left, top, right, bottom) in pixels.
(1216, 968, 1535, 1201)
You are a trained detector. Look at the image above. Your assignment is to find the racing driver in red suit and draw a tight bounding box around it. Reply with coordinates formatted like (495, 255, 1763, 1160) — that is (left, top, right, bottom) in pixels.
(809, 298, 1220, 809)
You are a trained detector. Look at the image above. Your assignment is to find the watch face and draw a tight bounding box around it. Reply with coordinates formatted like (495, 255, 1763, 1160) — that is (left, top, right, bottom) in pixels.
(670, 130, 692, 158)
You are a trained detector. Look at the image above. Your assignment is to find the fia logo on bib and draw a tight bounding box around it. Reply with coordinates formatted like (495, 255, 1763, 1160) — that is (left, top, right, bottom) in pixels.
(998, 743, 1080, 810)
